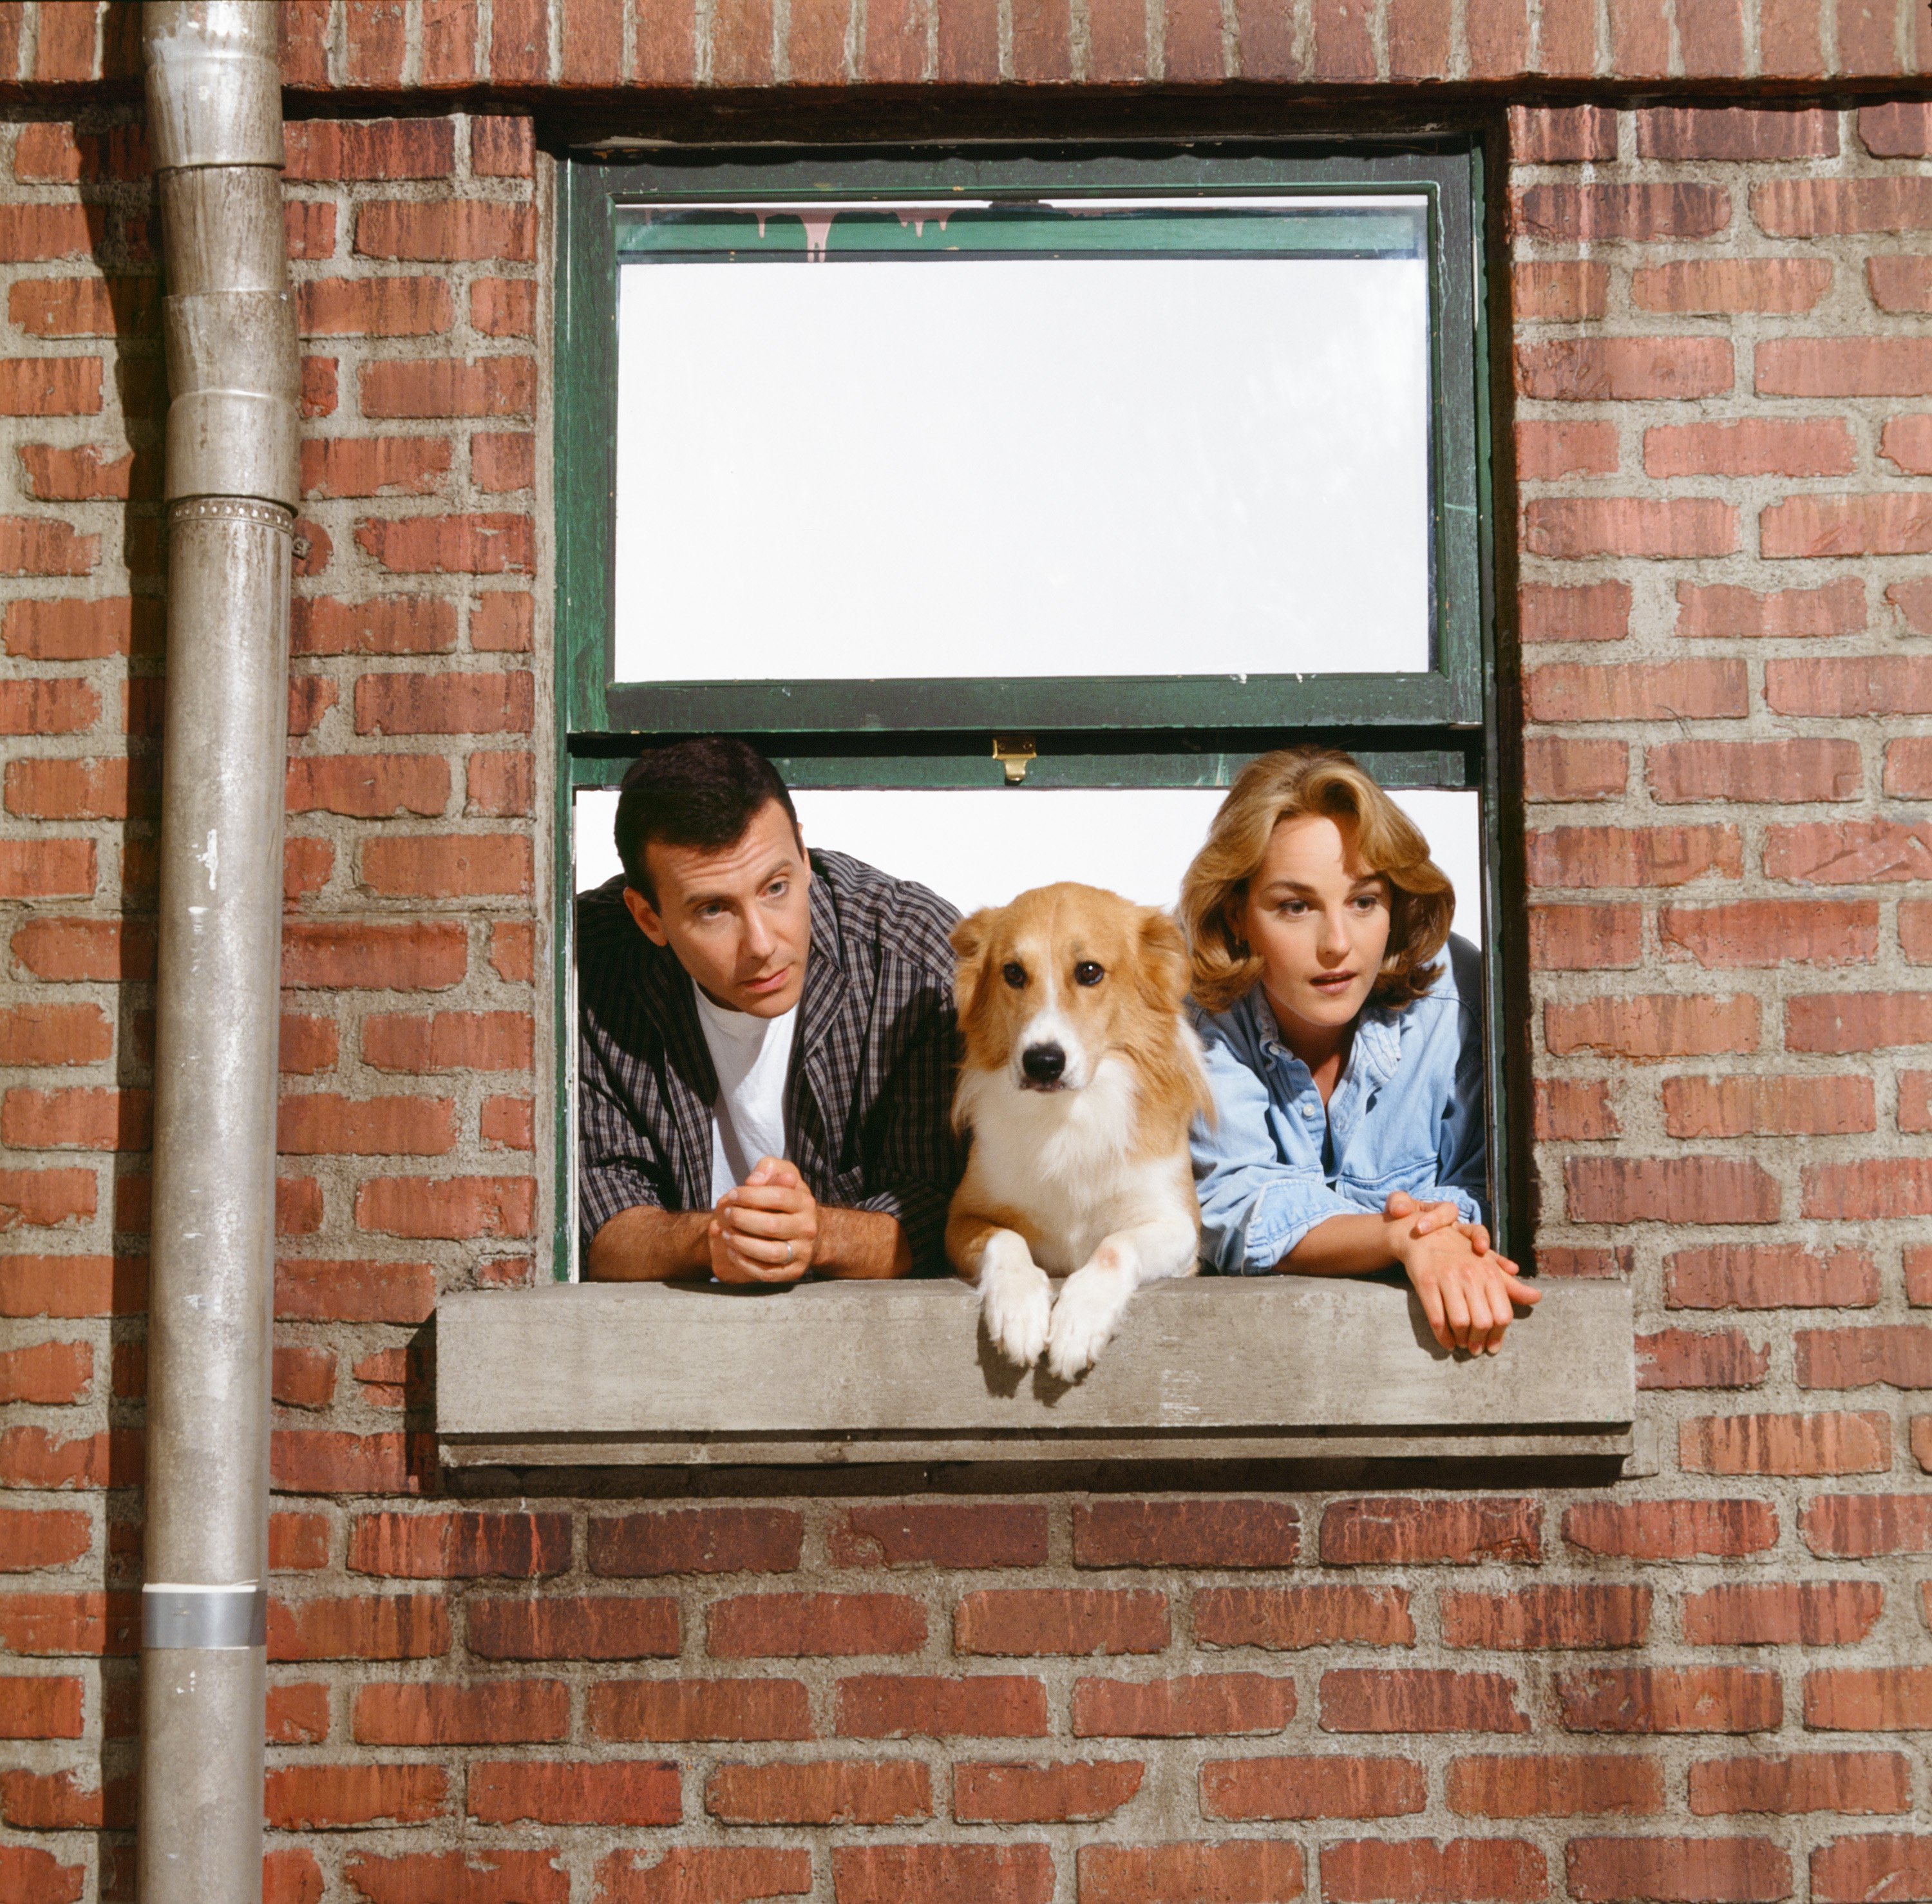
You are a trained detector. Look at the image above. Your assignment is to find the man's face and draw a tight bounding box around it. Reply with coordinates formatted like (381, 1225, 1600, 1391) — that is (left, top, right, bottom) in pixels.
(623, 799, 813, 1018)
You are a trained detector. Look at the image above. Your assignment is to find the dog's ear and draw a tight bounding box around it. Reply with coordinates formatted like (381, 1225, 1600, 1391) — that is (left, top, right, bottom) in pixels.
(1135, 908, 1192, 1014)
(950, 908, 995, 1021)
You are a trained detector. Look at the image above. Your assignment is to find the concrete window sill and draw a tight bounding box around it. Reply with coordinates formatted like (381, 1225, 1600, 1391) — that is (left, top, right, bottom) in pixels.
(436, 1276, 1634, 1470)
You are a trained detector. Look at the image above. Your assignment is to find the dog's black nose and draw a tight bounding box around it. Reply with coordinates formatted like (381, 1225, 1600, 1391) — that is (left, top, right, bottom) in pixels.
(1021, 1043, 1066, 1085)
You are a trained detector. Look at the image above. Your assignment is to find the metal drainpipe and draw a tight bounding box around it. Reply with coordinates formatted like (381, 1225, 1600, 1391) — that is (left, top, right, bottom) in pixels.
(138, 6, 299, 1902)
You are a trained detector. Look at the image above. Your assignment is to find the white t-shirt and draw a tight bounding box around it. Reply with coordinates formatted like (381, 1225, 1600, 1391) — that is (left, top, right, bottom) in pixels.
(691, 987, 797, 1204)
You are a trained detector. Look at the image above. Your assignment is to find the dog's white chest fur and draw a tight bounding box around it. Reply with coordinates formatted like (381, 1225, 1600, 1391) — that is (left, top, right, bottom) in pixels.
(956, 1058, 1192, 1273)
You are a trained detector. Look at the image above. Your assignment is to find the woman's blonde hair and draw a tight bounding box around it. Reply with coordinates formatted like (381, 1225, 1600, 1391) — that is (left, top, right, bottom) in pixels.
(1180, 747, 1455, 1014)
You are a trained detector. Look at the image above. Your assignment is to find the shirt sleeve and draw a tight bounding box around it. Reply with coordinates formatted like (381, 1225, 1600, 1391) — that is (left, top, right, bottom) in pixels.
(576, 1014, 673, 1256)
(853, 973, 963, 1273)
(1191, 1025, 1361, 1276)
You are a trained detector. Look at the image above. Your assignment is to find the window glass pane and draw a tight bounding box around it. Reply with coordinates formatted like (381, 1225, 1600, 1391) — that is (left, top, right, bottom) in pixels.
(612, 198, 1432, 687)
(573, 784, 1481, 946)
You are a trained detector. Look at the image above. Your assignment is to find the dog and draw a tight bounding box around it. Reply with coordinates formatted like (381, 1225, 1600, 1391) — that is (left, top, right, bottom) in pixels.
(945, 882, 1213, 1381)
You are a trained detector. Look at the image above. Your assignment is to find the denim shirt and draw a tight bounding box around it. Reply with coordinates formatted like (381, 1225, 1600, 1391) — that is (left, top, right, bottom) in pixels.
(1189, 935, 1488, 1275)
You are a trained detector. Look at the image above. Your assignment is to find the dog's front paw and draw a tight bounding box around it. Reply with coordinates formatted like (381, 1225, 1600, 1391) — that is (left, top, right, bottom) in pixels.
(1045, 1264, 1130, 1382)
(980, 1255, 1052, 1370)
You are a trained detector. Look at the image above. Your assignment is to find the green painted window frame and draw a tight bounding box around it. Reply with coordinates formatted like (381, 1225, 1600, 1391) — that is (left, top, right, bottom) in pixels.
(550, 139, 1511, 1286)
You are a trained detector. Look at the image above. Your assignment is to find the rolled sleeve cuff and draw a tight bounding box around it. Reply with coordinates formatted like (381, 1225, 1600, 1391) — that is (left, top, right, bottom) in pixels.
(854, 1183, 951, 1275)
(1205, 1179, 1363, 1277)
(578, 1165, 667, 1256)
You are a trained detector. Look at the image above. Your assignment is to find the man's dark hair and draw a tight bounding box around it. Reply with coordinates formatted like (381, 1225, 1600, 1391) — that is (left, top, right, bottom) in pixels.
(614, 736, 800, 904)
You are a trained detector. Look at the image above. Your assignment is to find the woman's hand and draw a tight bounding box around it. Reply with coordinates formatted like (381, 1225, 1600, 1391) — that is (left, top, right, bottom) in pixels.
(1382, 1190, 1539, 1355)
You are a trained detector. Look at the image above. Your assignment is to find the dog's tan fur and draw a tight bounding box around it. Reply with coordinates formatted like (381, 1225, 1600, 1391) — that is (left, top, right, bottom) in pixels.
(945, 883, 1212, 1379)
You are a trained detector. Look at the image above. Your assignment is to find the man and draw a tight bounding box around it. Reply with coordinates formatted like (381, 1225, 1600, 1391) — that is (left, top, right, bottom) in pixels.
(578, 736, 962, 1283)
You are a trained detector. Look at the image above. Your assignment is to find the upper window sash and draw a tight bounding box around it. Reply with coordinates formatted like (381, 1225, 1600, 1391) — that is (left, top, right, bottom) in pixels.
(556, 147, 1486, 741)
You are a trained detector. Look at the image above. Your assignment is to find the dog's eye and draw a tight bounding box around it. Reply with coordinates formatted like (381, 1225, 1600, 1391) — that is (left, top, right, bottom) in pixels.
(1002, 962, 1027, 989)
(1074, 960, 1104, 987)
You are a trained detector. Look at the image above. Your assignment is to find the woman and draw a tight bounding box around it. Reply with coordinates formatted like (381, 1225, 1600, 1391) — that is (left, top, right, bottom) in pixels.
(1180, 748, 1538, 1355)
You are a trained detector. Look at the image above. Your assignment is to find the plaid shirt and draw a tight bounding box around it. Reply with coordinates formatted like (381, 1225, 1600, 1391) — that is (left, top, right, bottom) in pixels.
(576, 850, 964, 1270)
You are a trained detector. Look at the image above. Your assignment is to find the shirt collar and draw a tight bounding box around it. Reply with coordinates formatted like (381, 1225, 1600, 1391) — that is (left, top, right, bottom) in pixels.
(1251, 985, 1405, 1094)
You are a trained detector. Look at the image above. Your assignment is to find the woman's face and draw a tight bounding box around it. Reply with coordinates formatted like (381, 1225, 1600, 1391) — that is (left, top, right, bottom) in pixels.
(1238, 812, 1394, 1044)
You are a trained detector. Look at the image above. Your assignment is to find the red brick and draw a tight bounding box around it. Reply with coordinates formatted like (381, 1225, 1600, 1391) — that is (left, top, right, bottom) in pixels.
(473, 430, 534, 493)
(277, 1093, 456, 1157)
(589, 1677, 813, 1742)
(7, 276, 152, 340)
(0, 1170, 97, 1232)
(1763, 494, 1932, 558)
(0, 1255, 140, 1321)
(1567, 1838, 1790, 1904)
(360, 832, 531, 899)
(285, 202, 338, 261)
(1073, 1673, 1293, 1738)
(1637, 1328, 1770, 1389)
(1, 1508, 93, 1572)
(0, 204, 101, 262)
(271, 1343, 336, 1411)
(1683, 1583, 1885, 1649)
(471, 278, 536, 337)
(1758, 338, 1932, 398)
(1195, 1585, 1414, 1651)
(1660, 898, 1872, 971)
(480, 1094, 534, 1149)
(1649, 417, 1853, 479)
(1803, 1494, 1932, 1557)
(954, 1758, 1140, 1824)
(353, 1677, 568, 1746)
(1804, 1157, 1932, 1219)
(1202, 1755, 1425, 1821)
(0, 1846, 83, 1904)
(708, 1759, 931, 1826)
(270, 1512, 330, 1572)
(1681, 1409, 1889, 1475)
(1072, 1499, 1298, 1568)
(285, 119, 455, 182)
(0, 1766, 133, 1829)
(265, 1763, 448, 1829)
(298, 356, 337, 418)
(355, 202, 535, 261)
(355, 670, 533, 734)
(1537, 1079, 1618, 1141)
(1528, 905, 1642, 969)
(341, 1851, 565, 1904)
(956, 1588, 1167, 1656)
(1564, 1499, 1777, 1559)
(1539, 1247, 1634, 1279)
(1522, 498, 1738, 560)
(1861, 102, 1932, 155)
(1441, 1586, 1648, 1652)
(0, 1675, 84, 1740)
(1667, 1244, 1877, 1309)
(1700, 1747, 1909, 1816)
(1466, 0, 1531, 77)
(1520, 580, 1630, 643)
(1322, 1839, 1546, 1904)
(1560, 1667, 1782, 1735)
(356, 512, 534, 575)
(1081, 1842, 1303, 1904)
(1513, 183, 1730, 242)
(283, 920, 467, 991)
(0, 357, 103, 417)
(301, 436, 451, 500)
(1530, 660, 1747, 725)
(17, 443, 142, 502)
(1546, 995, 1759, 1061)
(1320, 1670, 1529, 1735)
(1516, 420, 1617, 481)
(466, 750, 533, 818)
(1321, 1498, 1539, 1566)
(1880, 415, 1932, 477)
(1885, 740, 1932, 800)
(354, 1175, 535, 1240)
(0, 676, 100, 732)
(589, 1507, 801, 1576)
(1797, 1324, 1932, 1389)
(1772, 820, 1932, 888)
(709, 1592, 925, 1658)
(834, 1844, 1052, 1904)
(837, 1673, 1048, 1739)
(0, 1002, 113, 1067)
(1636, 106, 1835, 158)
(468, 1759, 680, 1826)
(1517, 338, 1732, 403)
(1807, 1666, 1932, 1731)
(467, 1595, 678, 1661)
(285, 755, 449, 821)
(3, 597, 157, 661)
(296, 276, 452, 338)
(1512, 262, 1609, 322)
(0, 837, 95, 899)
(1677, 575, 1867, 637)
(270, 1428, 435, 1494)
(363, 1011, 533, 1072)
(294, 596, 457, 658)
(347, 1509, 567, 1578)
(1663, 1075, 1873, 1139)
(1510, 105, 1617, 160)
(0, 1590, 137, 1656)
(359, 357, 534, 419)
(1567, 1156, 1777, 1224)
(276, 1259, 435, 1325)
(596, 1847, 810, 1904)
(1633, 257, 1832, 314)
(1811, 1835, 1932, 1904)
(1870, 256, 1932, 313)
(1, 1087, 150, 1152)
(1446, 1755, 1664, 1818)
(1756, 177, 1932, 236)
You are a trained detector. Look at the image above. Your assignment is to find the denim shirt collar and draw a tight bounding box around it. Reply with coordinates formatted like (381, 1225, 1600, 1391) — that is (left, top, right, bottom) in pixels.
(1251, 988, 1406, 1091)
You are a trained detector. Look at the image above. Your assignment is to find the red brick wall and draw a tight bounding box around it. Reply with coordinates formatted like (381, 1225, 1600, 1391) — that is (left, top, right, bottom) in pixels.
(4, 4, 1932, 1902)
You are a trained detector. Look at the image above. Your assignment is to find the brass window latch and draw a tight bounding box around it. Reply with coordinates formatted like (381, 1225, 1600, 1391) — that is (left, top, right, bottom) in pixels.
(992, 734, 1036, 785)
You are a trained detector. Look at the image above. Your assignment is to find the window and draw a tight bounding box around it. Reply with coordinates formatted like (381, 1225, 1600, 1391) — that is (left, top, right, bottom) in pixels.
(551, 141, 1511, 1290)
